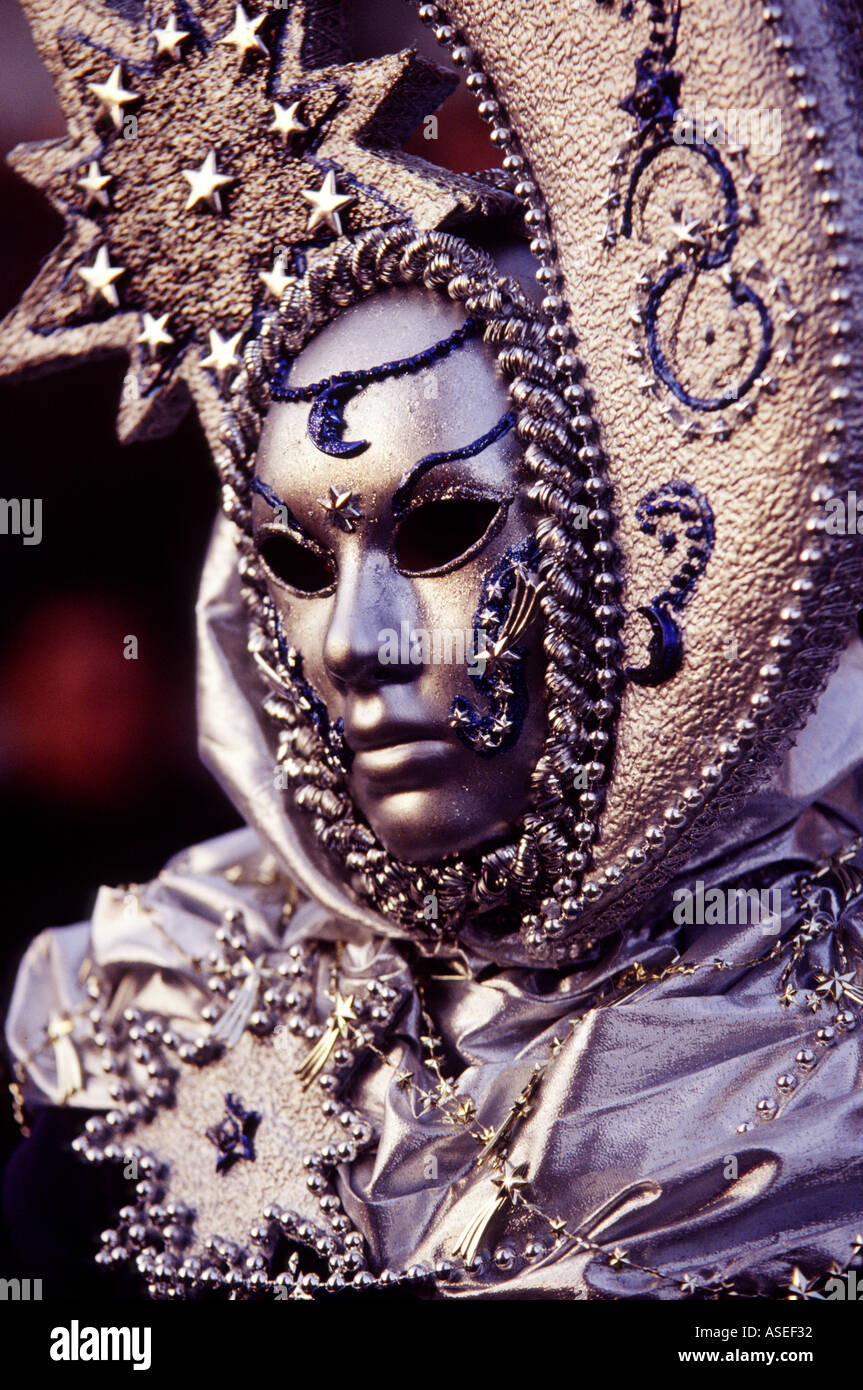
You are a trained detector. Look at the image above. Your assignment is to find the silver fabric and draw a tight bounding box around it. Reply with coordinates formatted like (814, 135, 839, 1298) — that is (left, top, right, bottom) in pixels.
(7, 516, 863, 1295)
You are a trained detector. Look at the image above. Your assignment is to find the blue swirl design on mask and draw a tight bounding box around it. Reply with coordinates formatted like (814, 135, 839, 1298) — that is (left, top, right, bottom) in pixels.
(251, 472, 348, 768)
(391, 409, 516, 519)
(270, 318, 482, 458)
(450, 537, 540, 758)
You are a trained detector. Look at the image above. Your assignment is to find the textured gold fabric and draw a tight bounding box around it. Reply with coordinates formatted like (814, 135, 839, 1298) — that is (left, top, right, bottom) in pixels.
(447, 0, 863, 928)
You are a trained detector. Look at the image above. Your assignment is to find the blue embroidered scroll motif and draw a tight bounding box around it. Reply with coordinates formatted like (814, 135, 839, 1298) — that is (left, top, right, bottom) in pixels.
(609, 1, 774, 413)
(275, 617, 353, 772)
(626, 479, 714, 687)
(622, 139, 773, 411)
(252, 477, 289, 516)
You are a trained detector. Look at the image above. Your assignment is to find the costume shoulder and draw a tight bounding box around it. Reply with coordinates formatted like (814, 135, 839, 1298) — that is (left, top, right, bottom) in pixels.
(5, 827, 308, 1112)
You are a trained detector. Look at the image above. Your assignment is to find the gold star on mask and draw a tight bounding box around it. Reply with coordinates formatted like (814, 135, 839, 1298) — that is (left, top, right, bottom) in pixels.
(669, 209, 706, 253)
(258, 255, 295, 302)
(218, 3, 268, 60)
(137, 311, 174, 355)
(270, 100, 308, 146)
(200, 327, 243, 375)
(317, 484, 362, 532)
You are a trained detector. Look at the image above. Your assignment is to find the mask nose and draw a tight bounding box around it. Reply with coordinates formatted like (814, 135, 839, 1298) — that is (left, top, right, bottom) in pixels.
(323, 550, 419, 692)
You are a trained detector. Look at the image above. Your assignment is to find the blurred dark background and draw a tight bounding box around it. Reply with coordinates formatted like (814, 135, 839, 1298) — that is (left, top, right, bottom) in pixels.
(0, 0, 499, 1261)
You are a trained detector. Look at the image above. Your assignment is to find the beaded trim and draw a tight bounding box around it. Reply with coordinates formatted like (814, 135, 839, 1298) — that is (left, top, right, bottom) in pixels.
(217, 224, 621, 956)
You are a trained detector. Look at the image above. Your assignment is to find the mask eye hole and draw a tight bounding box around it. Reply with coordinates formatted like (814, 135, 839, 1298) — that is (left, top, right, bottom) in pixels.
(257, 530, 336, 595)
(396, 498, 501, 575)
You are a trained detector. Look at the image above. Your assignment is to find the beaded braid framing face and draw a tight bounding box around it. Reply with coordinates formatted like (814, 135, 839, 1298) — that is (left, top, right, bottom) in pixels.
(218, 225, 623, 958)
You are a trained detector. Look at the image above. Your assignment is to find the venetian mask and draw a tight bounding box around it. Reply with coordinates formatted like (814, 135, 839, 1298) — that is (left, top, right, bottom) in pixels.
(221, 226, 606, 953)
(252, 286, 547, 865)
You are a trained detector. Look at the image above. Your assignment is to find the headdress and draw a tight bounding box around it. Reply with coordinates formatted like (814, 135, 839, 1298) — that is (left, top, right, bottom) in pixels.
(4, 0, 863, 965)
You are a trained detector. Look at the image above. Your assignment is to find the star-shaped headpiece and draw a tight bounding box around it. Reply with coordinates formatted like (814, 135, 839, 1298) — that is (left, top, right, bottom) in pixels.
(0, 0, 512, 455)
